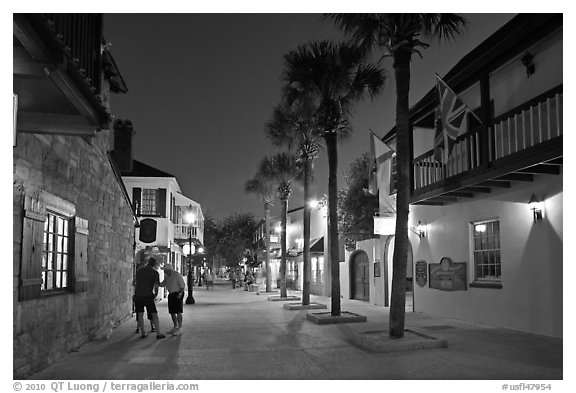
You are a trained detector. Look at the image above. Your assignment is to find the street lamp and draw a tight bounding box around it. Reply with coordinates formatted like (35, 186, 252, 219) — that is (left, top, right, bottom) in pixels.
(184, 205, 196, 305)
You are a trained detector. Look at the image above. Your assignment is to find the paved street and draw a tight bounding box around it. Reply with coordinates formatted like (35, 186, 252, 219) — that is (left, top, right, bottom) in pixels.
(29, 281, 562, 380)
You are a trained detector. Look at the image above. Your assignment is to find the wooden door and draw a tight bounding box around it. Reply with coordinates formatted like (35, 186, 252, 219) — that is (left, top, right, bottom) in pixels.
(352, 252, 369, 301)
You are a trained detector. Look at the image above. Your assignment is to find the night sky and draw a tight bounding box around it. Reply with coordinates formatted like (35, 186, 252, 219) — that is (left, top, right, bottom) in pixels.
(102, 13, 516, 221)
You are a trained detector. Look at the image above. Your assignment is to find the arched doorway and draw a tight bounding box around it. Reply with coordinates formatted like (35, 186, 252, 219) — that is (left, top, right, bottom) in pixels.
(350, 250, 370, 301)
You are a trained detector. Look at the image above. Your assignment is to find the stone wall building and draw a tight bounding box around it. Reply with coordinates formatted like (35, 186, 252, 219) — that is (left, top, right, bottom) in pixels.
(13, 14, 136, 378)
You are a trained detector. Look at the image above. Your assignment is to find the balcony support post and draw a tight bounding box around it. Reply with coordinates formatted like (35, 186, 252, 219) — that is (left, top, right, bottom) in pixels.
(480, 74, 492, 167)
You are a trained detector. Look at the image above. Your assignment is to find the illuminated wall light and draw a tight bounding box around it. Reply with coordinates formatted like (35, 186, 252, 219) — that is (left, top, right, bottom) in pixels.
(416, 221, 427, 238)
(411, 220, 427, 238)
(528, 193, 544, 221)
(183, 244, 194, 255)
(308, 199, 319, 209)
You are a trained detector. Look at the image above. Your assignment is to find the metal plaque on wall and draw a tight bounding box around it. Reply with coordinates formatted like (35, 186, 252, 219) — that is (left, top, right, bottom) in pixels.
(429, 257, 467, 291)
(415, 260, 427, 287)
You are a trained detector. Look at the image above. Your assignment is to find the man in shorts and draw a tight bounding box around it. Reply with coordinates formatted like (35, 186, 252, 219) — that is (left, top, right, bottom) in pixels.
(134, 258, 166, 339)
(161, 263, 186, 336)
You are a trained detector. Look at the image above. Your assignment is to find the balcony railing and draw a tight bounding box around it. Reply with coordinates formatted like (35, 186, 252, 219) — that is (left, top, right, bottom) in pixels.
(491, 90, 562, 161)
(174, 224, 200, 240)
(43, 13, 102, 94)
(412, 87, 562, 193)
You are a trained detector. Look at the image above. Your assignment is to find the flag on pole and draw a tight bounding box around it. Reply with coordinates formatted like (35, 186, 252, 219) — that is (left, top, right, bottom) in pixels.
(434, 75, 482, 162)
(368, 130, 395, 196)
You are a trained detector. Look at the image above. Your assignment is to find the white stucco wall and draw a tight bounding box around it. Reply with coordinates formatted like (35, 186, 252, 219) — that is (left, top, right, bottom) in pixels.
(410, 173, 562, 337)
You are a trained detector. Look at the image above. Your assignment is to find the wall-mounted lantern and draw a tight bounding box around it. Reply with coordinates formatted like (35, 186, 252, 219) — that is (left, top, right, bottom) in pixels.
(521, 51, 535, 78)
(416, 221, 428, 238)
(411, 220, 428, 238)
(528, 194, 543, 221)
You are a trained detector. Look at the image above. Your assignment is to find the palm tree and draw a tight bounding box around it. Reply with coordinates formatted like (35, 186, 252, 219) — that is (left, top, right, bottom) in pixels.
(326, 13, 467, 337)
(282, 40, 385, 316)
(244, 175, 275, 292)
(258, 152, 300, 298)
(264, 99, 321, 306)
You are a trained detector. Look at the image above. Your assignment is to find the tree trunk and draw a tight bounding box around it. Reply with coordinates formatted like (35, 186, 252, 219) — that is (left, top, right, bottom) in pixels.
(302, 158, 311, 306)
(280, 198, 288, 298)
(326, 132, 341, 316)
(389, 49, 411, 338)
(264, 201, 271, 293)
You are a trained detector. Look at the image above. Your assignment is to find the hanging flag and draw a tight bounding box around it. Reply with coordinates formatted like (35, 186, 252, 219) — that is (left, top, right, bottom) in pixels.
(368, 130, 395, 196)
(433, 107, 448, 163)
(368, 130, 380, 195)
(434, 75, 482, 162)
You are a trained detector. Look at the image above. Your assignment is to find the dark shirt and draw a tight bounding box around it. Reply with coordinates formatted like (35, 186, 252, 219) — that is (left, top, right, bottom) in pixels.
(135, 265, 160, 298)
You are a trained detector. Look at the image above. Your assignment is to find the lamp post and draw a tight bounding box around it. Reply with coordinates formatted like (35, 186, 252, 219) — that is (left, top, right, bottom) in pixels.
(185, 205, 195, 305)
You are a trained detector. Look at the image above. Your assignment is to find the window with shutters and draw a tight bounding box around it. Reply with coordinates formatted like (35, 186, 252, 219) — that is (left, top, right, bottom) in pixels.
(19, 191, 89, 301)
(42, 211, 71, 292)
(132, 187, 166, 217)
(141, 189, 158, 215)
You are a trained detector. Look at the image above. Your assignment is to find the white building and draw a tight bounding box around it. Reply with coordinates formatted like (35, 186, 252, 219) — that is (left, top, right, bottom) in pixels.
(121, 160, 204, 275)
(359, 14, 562, 337)
(252, 200, 336, 295)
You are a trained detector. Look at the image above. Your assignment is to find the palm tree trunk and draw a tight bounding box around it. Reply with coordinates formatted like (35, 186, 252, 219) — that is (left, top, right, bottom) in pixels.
(280, 198, 288, 298)
(302, 158, 311, 306)
(389, 48, 411, 338)
(326, 132, 341, 316)
(264, 201, 271, 292)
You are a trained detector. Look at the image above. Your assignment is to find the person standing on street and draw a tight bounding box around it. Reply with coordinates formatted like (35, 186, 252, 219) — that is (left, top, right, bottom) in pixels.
(134, 258, 166, 339)
(160, 263, 186, 336)
(204, 269, 214, 290)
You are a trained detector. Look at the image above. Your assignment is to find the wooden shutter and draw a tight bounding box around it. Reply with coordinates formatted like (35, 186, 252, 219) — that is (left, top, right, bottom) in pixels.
(172, 195, 176, 222)
(132, 187, 141, 215)
(157, 188, 166, 217)
(389, 155, 397, 196)
(19, 196, 45, 301)
(73, 217, 89, 292)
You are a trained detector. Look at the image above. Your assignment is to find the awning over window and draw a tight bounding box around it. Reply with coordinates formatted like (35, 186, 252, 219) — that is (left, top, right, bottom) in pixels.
(310, 237, 324, 253)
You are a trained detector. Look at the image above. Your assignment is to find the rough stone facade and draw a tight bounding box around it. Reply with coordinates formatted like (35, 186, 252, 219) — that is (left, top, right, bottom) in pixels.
(13, 130, 135, 379)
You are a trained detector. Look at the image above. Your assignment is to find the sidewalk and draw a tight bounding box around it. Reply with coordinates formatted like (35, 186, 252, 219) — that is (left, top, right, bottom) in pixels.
(28, 284, 562, 380)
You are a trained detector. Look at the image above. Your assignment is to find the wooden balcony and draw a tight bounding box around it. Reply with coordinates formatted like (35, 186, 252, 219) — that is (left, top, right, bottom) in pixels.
(411, 86, 563, 205)
(174, 224, 201, 242)
(13, 14, 113, 137)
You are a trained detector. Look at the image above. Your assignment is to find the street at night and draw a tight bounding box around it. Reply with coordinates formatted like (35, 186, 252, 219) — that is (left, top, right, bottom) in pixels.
(28, 281, 562, 380)
(12, 8, 568, 390)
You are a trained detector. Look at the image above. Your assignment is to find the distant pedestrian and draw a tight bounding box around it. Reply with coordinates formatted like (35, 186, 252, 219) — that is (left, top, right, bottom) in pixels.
(204, 270, 214, 290)
(160, 264, 186, 336)
(230, 270, 237, 289)
(134, 258, 166, 339)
